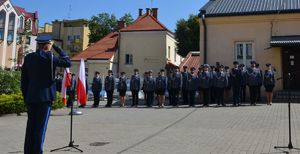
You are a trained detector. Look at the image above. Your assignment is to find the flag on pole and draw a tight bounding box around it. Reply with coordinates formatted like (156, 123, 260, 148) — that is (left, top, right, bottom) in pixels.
(61, 68, 71, 106)
(77, 59, 87, 106)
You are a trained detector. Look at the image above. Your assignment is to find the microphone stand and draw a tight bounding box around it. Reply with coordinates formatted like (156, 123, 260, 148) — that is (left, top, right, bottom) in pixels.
(274, 72, 300, 152)
(50, 100, 83, 152)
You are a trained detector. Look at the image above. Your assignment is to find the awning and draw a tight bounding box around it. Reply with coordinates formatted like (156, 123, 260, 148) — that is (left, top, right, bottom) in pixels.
(270, 36, 300, 47)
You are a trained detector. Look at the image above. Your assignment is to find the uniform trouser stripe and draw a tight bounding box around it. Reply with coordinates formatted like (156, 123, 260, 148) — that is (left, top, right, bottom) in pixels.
(40, 107, 51, 152)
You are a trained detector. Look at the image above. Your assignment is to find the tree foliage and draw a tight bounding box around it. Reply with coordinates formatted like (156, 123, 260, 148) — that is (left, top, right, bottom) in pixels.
(175, 14, 200, 57)
(88, 13, 134, 44)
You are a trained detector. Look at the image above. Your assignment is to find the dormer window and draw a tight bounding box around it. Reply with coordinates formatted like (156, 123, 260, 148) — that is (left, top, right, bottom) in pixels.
(19, 16, 24, 29)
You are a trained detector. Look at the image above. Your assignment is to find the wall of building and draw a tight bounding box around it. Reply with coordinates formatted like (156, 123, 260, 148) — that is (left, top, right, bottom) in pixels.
(166, 33, 182, 66)
(199, 13, 300, 91)
(119, 31, 174, 77)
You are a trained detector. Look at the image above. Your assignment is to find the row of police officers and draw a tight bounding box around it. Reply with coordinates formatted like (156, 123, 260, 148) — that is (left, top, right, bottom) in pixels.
(93, 60, 275, 108)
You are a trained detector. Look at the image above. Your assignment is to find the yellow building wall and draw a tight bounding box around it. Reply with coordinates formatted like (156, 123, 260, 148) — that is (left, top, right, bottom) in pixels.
(119, 31, 176, 77)
(166, 33, 182, 66)
(199, 13, 300, 91)
(82, 26, 90, 51)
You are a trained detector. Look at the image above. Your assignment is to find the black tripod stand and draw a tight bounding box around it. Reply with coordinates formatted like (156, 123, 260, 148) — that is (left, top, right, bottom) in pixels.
(274, 73, 300, 152)
(51, 101, 83, 153)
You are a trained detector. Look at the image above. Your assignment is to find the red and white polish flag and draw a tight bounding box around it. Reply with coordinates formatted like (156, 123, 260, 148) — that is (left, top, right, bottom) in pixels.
(77, 59, 87, 106)
(61, 68, 71, 106)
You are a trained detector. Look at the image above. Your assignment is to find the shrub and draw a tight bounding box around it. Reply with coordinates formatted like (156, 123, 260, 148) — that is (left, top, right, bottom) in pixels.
(0, 69, 21, 94)
(0, 92, 65, 115)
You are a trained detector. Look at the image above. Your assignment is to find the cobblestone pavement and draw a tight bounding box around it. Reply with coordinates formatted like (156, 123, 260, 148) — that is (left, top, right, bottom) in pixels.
(2, 102, 300, 154)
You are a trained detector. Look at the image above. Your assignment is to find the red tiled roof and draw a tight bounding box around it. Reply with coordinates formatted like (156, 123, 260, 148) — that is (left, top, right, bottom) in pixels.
(121, 14, 172, 33)
(72, 12, 173, 61)
(179, 52, 201, 70)
(14, 6, 38, 36)
(71, 32, 119, 61)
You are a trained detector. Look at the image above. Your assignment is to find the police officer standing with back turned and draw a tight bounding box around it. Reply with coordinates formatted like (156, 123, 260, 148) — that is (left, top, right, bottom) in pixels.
(230, 61, 242, 106)
(21, 35, 71, 154)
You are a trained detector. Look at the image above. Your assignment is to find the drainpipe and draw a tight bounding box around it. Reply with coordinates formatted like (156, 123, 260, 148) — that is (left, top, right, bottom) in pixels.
(117, 30, 121, 75)
(199, 10, 207, 64)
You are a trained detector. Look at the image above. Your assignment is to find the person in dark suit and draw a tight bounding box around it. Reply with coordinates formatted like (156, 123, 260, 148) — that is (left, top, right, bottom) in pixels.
(155, 69, 167, 108)
(230, 61, 242, 106)
(214, 65, 228, 106)
(67, 73, 77, 108)
(181, 66, 189, 105)
(104, 70, 115, 107)
(130, 69, 140, 107)
(168, 66, 182, 107)
(21, 35, 71, 154)
(55, 73, 62, 92)
(239, 64, 247, 103)
(92, 71, 102, 108)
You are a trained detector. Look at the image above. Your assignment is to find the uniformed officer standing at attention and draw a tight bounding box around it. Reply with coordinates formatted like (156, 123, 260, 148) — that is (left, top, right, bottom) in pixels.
(230, 61, 242, 106)
(239, 64, 247, 103)
(264, 63, 276, 105)
(247, 61, 262, 105)
(169, 66, 182, 106)
(155, 69, 167, 107)
(92, 71, 102, 108)
(187, 67, 198, 107)
(199, 64, 212, 107)
(210, 66, 217, 104)
(214, 65, 228, 106)
(67, 73, 76, 108)
(130, 69, 141, 107)
(181, 66, 189, 105)
(143, 70, 155, 107)
(21, 35, 71, 154)
(104, 70, 115, 107)
(118, 72, 127, 107)
(256, 63, 263, 102)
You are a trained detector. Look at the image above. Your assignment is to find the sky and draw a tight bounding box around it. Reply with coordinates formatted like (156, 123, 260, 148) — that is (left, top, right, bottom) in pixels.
(12, 0, 207, 31)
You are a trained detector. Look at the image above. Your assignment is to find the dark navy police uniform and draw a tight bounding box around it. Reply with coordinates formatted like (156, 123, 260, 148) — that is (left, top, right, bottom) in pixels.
(104, 73, 115, 107)
(21, 35, 71, 154)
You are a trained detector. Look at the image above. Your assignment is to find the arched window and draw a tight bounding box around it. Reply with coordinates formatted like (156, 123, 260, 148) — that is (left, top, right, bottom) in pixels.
(7, 13, 15, 43)
(27, 19, 32, 31)
(0, 10, 6, 40)
(19, 16, 24, 29)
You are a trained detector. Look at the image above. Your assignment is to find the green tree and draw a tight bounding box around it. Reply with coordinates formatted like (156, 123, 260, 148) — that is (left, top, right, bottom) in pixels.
(88, 13, 135, 44)
(88, 13, 118, 43)
(175, 14, 200, 57)
(119, 13, 134, 25)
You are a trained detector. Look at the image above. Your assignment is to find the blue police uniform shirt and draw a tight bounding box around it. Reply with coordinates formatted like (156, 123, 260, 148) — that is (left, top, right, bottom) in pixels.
(143, 76, 155, 92)
(155, 75, 167, 90)
(21, 49, 71, 103)
(181, 71, 189, 88)
(118, 76, 127, 91)
(92, 77, 102, 92)
(105, 75, 115, 91)
(214, 71, 228, 88)
(199, 71, 212, 89)
(170, 72, 182, 89)
(264, 70, 275, 86)
(130, 75, 140, 91)
(247, 67, 261, 86)
(187, 73, 198, 91)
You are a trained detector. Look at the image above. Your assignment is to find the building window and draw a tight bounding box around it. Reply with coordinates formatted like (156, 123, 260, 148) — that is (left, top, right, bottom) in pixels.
(235, 42, 253, 66)
(168, 46, 171, 59)
(68, 35, 73, 41)
(125, 54, 133, 65)
(0, 10, 6, 40)
(26, 37, 31, 45)
(174, 48, 177, 62)
(19, 16, 24, 29)
(7, 13, 15, 43)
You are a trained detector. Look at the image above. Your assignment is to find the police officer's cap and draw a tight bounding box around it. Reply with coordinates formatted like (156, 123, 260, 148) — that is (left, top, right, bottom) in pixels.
(175, 66, 180, 69)
(108, 70, 113, 73)
(220, 65, 224, 68)
(160, 69, 165, 72)
(233, 61, 239, 65)
(134, 68, 139, 72)
(239, 64, 245, 67)
(148, 70, 153, 73)
(266, 63, 272, 67)
(121, 72, 126, 75)
(36, 34, 53, 44)
(203, 64, 210, 68)
(224, 66, 230, 70)
(190, 67, 196, 71)
(183, 66, 188, 69)
(250, 61, 256, 65)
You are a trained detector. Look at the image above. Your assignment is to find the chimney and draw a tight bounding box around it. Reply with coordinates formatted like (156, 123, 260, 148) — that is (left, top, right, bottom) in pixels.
(146, 8, 151, 15)
(117, 21, 126, 29)
(138, 8, 143, 16)
(152, 8, 158, 19)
